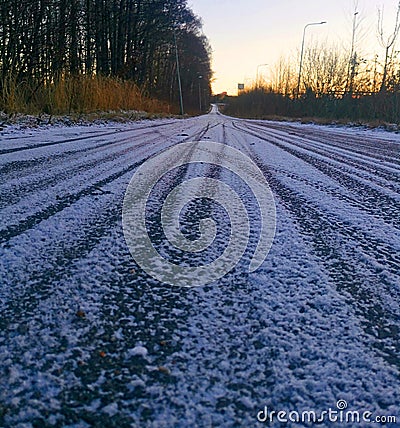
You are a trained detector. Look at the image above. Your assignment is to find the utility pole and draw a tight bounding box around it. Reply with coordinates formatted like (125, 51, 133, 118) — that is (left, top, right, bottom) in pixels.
(198, 75, 202, 112)
(173, 28, 184, 115)
(346, 11, 359, 94)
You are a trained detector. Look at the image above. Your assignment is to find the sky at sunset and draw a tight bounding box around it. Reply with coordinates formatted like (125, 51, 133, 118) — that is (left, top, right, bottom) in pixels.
(189, 0, 398, 95)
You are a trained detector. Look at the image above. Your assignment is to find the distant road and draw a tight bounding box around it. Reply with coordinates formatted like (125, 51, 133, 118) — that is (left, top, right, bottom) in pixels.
(1, 106, 399, 426)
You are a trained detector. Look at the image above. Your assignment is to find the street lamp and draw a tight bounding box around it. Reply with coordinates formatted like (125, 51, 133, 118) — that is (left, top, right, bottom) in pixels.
(256, 63, 268, 87)
(296, 21, 326, 97)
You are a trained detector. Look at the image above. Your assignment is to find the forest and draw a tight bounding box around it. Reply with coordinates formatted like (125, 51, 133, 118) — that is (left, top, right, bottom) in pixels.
(0, 0, 212, 115)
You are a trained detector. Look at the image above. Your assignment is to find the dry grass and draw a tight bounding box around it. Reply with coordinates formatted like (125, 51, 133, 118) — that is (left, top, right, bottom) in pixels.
(225, 111, 399, 132)
(1, 75, 171, 115)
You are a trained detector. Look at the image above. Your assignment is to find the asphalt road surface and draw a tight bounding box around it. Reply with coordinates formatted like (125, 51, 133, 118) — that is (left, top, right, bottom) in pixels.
(1, 107, 399, 427)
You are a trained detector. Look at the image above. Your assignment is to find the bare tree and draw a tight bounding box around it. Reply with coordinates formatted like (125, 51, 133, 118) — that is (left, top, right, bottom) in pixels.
(302, 41, 348, 95)
(0, 0, 212, 112)
(377, 1, 400, 91)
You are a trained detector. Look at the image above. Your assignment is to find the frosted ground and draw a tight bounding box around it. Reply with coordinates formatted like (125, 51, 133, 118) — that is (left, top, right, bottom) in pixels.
(0, 108, 399, 426)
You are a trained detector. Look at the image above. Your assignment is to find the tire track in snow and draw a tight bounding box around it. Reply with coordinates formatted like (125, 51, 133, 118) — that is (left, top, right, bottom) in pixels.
(0, 134, 215, 425)
(0, 124, 211, 244)
(228, 129, 400, 371)
(0, 130, 173, 207)
(231, 122, 400, 228)
(0, 126, 210, 327)
(245, 121, 400, 189)
(1, 113, 399, 425)
(0, 120, 178, 155)
(251, 120, 400, 165)
(0, 121, 196, 179)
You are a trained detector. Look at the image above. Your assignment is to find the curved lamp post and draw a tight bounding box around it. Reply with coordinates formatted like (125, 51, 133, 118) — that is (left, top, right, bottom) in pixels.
(296, 21, 326, 97)
(256, 63, 268, 87)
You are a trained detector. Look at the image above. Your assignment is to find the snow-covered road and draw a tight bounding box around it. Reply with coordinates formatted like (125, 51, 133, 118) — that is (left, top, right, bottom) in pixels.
(0, 107, 399, 427)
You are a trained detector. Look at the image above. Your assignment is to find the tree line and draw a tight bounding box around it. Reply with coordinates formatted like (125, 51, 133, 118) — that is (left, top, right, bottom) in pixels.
(224, 2, 400, 124)
(0, 0, 212, 114)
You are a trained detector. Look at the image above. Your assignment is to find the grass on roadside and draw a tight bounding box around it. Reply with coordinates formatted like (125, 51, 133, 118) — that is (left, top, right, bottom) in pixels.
(1, 75, 172, 116)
